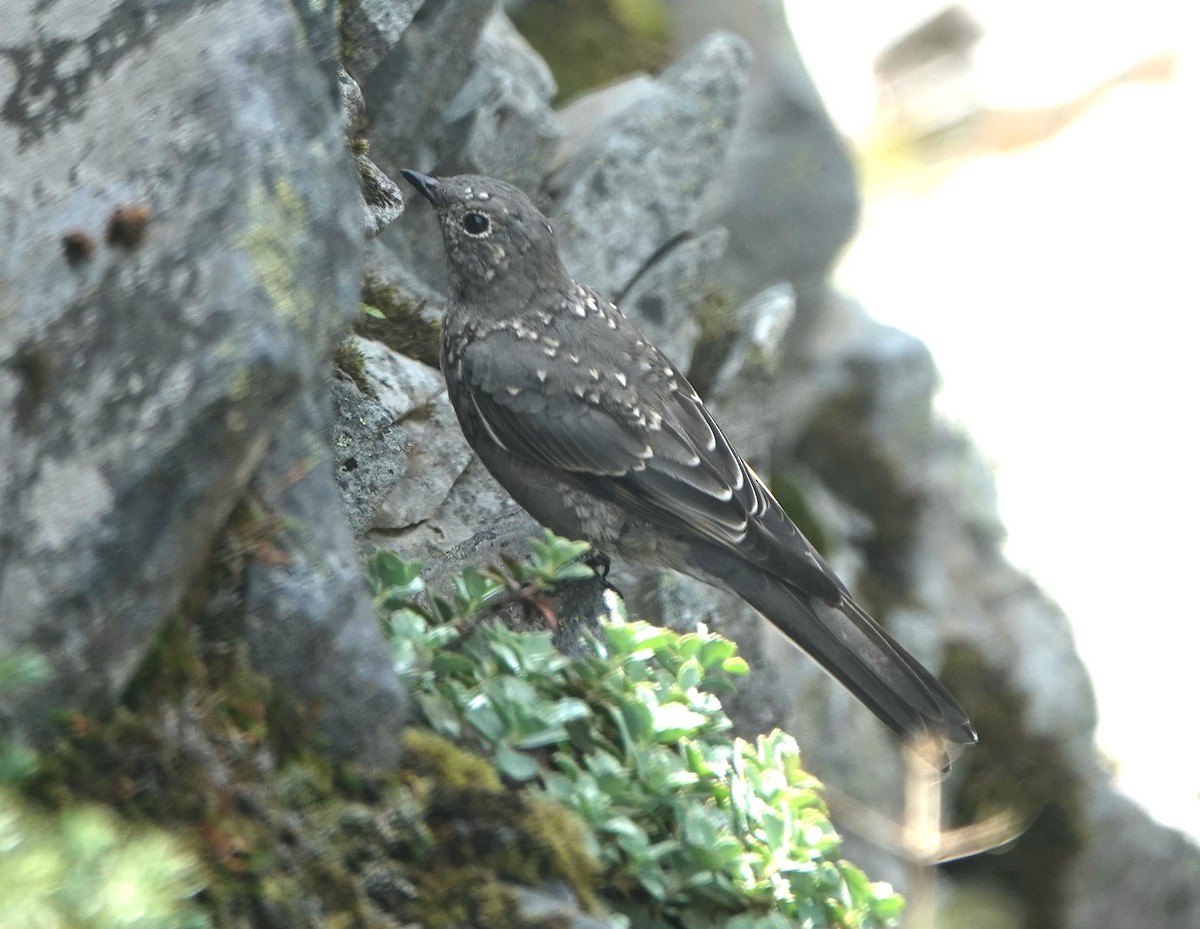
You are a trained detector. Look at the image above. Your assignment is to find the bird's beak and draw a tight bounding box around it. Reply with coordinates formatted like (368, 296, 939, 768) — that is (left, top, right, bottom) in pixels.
(400, 169, 441, 205)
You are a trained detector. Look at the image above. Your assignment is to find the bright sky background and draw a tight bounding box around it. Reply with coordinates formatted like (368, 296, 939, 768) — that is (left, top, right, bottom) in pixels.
(785, 0, 1200, 839)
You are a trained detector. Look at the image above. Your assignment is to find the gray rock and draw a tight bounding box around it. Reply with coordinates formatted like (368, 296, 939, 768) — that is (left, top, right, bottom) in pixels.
(433, 8, 563, 191)
(667, 0, 861, 322)
(0, 0, 361, 741)
(1064, 785, 1200, 929)
(356, 153, 406, 238)
(243, 387, 410, 766)
(705, 282, 797, 458)
(617, 229, 728, 372)
(340, 0, 425, 82)
(330, 375, 408, 535)
(548, 32, 753, 298)
(354, 348, 477, 537)
(340, 66, 406, 238)
(362, 0, 493, 178)
(508, 883, 625, 929)
(339, 66, 368, 136)
(710, 283, 797, 401)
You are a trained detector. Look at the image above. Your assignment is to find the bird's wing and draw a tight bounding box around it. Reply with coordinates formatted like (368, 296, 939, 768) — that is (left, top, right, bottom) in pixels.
(460, 327, 842, 602)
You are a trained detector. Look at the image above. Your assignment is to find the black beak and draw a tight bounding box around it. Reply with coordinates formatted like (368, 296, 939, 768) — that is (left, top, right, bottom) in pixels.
(400, 169, 440, 205)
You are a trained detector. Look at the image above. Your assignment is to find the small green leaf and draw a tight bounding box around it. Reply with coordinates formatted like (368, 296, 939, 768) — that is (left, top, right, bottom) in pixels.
(493, 742, 539, 781)
(721, 656, 750, 675)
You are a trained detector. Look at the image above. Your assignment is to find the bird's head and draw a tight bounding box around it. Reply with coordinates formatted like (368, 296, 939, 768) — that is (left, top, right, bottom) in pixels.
(400, 170, 567, 308)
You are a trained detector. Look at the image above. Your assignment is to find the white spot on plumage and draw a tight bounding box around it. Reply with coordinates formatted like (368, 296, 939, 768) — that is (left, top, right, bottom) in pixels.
(543, 346, 557, 357)
(573, 385, 586, 398)
(507, 386, 521, 396)
(613, 372, 627, 387)
(536, 369, 547, 382)
(588, 368, 600, 381)
(568, 354, 581, 364)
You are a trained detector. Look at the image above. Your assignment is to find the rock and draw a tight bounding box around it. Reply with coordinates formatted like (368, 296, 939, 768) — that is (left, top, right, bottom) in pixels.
(548, 32, 753, 297)
(353, 347, 477, 538)
(242, 387, 410, 766)
(705, 282, 797, 457)
(330, 375, 409, 535)
(362, 0, 494, 178)
(666, 0, 861, 322)
(617, 228, 728, 372)
(710, 283, 797, 401)
(1064, 785, 1200, 929)
(340, 0, 425, 82)
(433, 8, 563, 191)
(508, 882, 625, 929)
(356, 153, 406, 238)
(340, 65, 368, 136)
(0, 0, 361, 742)
(341, 66, 406, 239)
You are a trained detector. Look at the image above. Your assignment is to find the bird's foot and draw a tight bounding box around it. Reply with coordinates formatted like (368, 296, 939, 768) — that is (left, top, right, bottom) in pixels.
(582, 548, 612, 579)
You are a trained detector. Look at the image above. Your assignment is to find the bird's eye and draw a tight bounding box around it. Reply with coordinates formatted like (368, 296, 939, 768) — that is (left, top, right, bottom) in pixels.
(462, 211, 490, 237)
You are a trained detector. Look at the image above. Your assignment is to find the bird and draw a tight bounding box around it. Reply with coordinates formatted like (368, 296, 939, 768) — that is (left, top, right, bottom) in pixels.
(400, 169, 977, 763)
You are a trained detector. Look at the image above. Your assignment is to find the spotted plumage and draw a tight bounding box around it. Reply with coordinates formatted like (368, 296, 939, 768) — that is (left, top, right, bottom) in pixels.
(401, 169, 977, 765)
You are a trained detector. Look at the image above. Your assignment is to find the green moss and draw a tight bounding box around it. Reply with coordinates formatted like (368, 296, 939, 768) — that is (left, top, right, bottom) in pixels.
(402, 730, 502, 793)
(684, 283, 737, 396)
(519, 795, 601, 911)
(939, 643, 1086, 929)
(512, 0, 674, 104)
(354, 275, 441, 368)
(333, 338, 371, 396)
(403, 731, 601, 913)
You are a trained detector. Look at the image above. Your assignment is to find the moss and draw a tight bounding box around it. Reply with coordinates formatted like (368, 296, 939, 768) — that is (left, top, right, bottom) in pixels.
(683, 283, 737, 396)
(403, 732, 601, 912)
(519, 794, 601, 910)
(333, 338, 372, 396)
(939, 643, 1086, 929)
(512, 0, 674, 104)
(402, 730, 502, 793)
(23, 600, 600, 928)
(354, 274, 441, 368)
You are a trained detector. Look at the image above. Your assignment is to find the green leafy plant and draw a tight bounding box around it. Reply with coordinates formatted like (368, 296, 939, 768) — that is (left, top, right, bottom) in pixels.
(370, 534, 902, 928)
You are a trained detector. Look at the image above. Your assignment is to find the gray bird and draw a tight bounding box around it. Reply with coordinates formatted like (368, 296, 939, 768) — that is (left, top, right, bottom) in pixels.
(400, 169, 977, 762)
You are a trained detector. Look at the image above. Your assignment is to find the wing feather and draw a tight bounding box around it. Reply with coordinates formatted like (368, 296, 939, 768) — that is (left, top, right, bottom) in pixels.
(459, 326, 840, 601)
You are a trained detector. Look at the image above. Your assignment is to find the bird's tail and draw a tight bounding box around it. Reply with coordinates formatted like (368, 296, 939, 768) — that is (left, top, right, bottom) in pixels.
(694, 545, 977, 764)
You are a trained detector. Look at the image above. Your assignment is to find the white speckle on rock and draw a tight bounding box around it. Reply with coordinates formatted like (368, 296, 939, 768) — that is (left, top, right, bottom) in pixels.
(30, 459, 114, 551)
